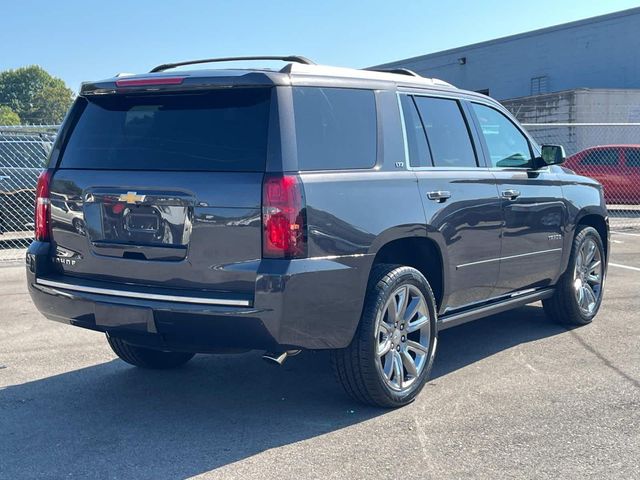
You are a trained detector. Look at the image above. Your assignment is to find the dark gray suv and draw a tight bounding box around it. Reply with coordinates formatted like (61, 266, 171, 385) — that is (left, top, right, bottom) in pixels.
(26, 56, 609, 407)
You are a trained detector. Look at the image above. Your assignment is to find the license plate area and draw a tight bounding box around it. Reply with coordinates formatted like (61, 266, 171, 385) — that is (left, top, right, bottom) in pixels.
(124, 207, 161, 234)
(83, 188, 194, 249)
(94, 302, 156, 332)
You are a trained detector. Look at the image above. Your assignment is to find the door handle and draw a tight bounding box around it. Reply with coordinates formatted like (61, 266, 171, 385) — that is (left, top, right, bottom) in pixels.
(501, 189, 521, 200)
(427, 190, 451, 202)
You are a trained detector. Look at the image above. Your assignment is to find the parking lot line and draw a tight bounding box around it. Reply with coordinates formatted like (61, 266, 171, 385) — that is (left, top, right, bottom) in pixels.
(609, 262, 640, 272)
(611, 231, 640, 237)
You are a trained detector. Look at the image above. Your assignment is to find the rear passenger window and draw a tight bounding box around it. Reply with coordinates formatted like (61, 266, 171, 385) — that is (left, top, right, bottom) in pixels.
(413, 96, 477, 168)
(581, 149, 619, 166)
(400, 95, 431, 167)
(293, 87, 376, 171)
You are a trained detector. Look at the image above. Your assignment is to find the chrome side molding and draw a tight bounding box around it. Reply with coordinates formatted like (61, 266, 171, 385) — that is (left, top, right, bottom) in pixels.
(456, 249, 562, 269)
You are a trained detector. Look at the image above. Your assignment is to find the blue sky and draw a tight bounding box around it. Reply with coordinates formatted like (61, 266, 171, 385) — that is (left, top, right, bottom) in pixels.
(2, 0, 638, 91)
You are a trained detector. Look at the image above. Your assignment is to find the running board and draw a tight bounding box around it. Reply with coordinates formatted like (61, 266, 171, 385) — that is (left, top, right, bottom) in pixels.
(437, 288, 555, 330)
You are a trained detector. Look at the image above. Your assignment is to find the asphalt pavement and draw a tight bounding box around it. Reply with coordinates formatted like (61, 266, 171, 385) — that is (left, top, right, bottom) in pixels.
(1, 233, 638, 479)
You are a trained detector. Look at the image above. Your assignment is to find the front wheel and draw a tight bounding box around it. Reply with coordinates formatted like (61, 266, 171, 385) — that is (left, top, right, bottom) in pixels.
(331, 264, 438, 408)
(106, 334, 195, 369)
(543, 226, 606, 325)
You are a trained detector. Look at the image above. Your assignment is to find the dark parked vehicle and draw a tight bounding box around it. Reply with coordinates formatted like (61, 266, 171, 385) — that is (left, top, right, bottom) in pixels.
(26, 56, 609, 407)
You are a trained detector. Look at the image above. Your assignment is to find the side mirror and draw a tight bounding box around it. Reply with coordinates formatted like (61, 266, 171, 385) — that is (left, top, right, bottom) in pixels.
(536, 144, 566, 168)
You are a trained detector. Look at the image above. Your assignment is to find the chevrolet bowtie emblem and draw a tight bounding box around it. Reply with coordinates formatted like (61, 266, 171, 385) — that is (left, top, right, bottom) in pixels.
(118, 191, 146, 204)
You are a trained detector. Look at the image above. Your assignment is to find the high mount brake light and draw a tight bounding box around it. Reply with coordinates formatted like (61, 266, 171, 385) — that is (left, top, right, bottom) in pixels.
(115, 77, 186, 87)
(262, 174, 307, 259)
(35, 169, 53, 241)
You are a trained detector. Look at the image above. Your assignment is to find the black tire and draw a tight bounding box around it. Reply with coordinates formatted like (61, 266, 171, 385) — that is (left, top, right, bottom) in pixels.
(331, 264, 438, 408)
(106, 334, 195, 369)
(543, 225, 606, 325)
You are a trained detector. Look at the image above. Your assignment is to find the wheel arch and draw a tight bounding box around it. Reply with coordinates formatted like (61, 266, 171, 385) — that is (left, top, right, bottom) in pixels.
(575, 212, 609, 261)
(369, 236, 446, 312)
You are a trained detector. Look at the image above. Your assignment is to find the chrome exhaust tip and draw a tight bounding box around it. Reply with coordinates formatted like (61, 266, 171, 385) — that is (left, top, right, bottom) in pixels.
(262, 350, 301, 366)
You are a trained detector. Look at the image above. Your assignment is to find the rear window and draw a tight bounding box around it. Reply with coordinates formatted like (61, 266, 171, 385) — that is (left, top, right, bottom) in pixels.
(293, 87, 376, 171)
(59, 88, 272, 171)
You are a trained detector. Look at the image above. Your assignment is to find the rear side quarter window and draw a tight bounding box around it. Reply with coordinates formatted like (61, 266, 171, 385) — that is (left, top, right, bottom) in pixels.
(292, 87, 377, 171)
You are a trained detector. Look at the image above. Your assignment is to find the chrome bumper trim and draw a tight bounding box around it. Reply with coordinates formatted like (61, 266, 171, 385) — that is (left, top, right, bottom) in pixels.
(35, 278, 251, 307)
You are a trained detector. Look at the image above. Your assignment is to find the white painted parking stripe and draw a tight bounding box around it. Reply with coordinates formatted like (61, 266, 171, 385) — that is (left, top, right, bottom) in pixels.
(609, 263, 640, 272)
(611, 231, 640, 237)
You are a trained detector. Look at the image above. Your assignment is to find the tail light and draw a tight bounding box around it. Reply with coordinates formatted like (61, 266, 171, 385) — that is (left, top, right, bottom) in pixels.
(262, 174, 307, 258)
(35, 169, 53, 241)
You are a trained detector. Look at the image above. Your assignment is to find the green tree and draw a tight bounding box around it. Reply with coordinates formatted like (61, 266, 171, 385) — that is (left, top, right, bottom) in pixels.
(0, 105, 20, 125)
(0, 65, 74, 124)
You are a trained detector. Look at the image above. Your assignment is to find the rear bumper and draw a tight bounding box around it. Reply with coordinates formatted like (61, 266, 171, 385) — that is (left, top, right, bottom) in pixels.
(26, 242, 371, 351)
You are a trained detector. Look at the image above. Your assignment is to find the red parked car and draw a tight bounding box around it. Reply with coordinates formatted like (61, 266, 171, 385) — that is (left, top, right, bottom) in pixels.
(565, 145, 640, 204)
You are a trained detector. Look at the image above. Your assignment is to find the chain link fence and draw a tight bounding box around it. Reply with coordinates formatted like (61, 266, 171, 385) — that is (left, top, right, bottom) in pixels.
(0, 122, 637, 263)
(0, 126, 57, 263)
(523, 123, 640, 231)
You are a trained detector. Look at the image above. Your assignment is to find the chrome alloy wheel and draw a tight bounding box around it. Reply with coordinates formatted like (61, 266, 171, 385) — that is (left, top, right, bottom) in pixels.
(573, 237, 603, 316)
(375, 284, 431, 391)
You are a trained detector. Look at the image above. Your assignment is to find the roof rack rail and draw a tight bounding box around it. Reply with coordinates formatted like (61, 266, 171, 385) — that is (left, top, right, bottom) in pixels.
(150, 55, 316, 73)
(366, 68, 422, 77)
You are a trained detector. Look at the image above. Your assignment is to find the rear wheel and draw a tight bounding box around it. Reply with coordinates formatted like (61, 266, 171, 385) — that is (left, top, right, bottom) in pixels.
(106, 334, 195, 369)
(331, 264, 438, 408)
(543, 226, 605, 325)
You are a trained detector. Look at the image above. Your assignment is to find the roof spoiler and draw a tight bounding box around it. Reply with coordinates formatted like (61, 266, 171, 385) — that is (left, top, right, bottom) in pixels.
(150, 55, 315, 73)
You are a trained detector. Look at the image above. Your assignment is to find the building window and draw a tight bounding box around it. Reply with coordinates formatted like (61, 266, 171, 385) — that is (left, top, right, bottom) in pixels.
(530, 76, 548, 95)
